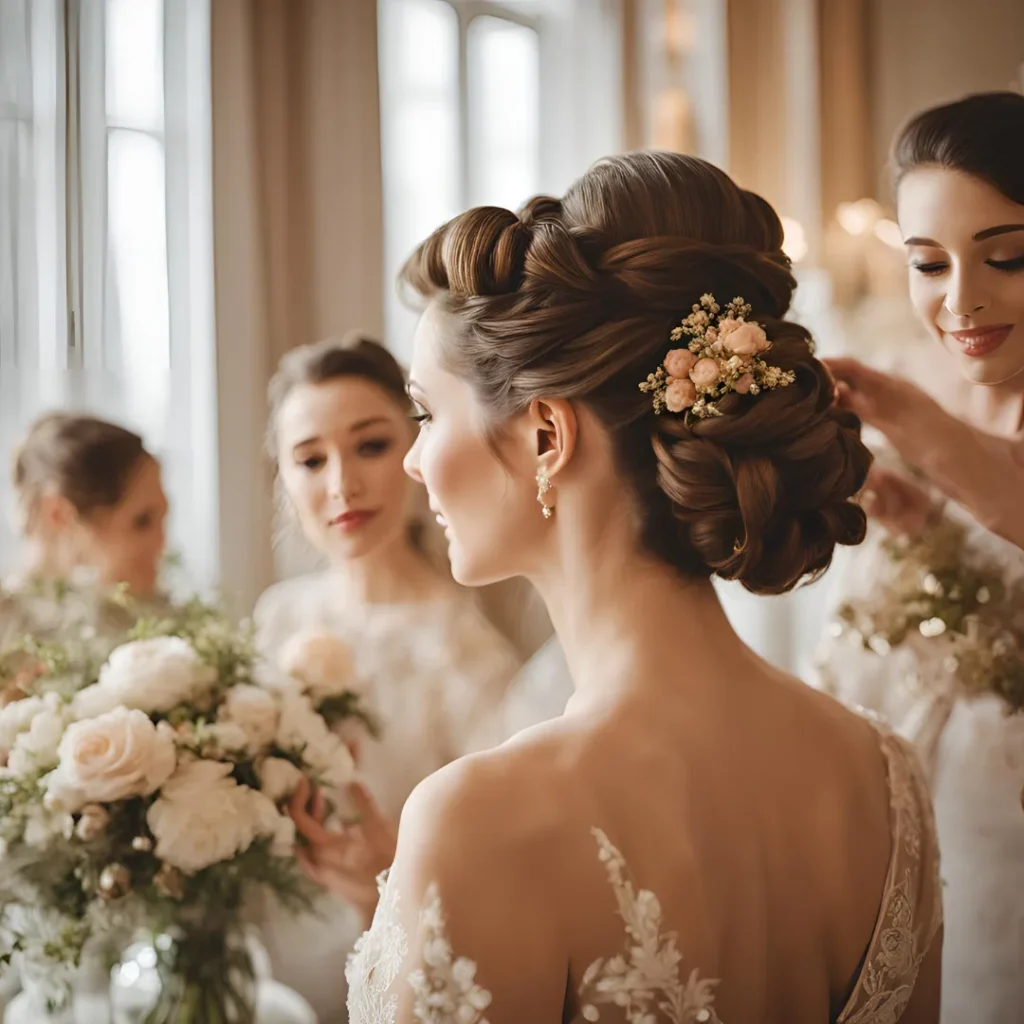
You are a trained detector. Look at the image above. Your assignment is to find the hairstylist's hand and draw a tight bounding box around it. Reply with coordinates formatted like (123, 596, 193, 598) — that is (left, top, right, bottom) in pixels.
(860, 466, 940, 537)
(289, 778, 398, 929)
(826, 358, 957, 458)
(827, 356, 1024, 551)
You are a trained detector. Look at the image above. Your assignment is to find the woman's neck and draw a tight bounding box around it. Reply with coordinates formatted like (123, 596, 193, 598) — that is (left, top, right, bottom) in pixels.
(327, 535, 444, 607)
(530, 525, 747, 712)
(957, 379, 1024, 437)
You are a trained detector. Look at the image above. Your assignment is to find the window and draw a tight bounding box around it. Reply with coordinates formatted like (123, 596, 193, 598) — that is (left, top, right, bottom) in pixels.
(0, 0, 216, 591)
(379, 0, 543, 357)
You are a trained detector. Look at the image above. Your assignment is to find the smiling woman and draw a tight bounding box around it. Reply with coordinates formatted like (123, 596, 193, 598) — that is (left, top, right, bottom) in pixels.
(818, 91, 1024, 1024)
(250, 334, 522, 1021)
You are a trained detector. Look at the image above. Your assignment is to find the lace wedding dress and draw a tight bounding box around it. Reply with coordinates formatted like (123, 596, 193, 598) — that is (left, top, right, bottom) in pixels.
(345, 723, 942, 1023)
(814, 498, 1024, 1023)
(253, 572, 522, 1023)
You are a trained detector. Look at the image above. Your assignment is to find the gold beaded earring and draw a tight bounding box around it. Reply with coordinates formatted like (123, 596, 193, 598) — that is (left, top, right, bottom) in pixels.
(535, 471, 554, 519)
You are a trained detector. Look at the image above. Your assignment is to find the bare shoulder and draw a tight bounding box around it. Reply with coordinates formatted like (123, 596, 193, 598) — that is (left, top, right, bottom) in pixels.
(397, 735, 568, 881)
(388, 739, 572, 1011)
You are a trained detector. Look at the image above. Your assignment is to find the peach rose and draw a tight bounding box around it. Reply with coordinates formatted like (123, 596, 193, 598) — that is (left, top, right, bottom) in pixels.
(663, 348, 696, 379)
(664, 378, 697, 413)
(718, 319, 768, 356)
(733, 373, 755, 394)
(689, 357, 721, 388)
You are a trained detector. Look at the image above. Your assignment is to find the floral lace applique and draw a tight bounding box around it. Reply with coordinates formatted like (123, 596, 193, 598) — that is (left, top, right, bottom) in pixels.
(346, 872, 409, 1024)
(837, 730, 943, 1024)
(577, 829, 721, 1024)
(407, 883, 492, 1024)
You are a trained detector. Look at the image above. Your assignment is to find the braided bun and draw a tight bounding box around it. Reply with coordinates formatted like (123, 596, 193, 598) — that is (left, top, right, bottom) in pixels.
(402, 152, 870, 594)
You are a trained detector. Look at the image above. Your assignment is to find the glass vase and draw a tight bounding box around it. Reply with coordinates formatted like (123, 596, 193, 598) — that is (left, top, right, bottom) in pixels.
(110, 922, 256, 1024)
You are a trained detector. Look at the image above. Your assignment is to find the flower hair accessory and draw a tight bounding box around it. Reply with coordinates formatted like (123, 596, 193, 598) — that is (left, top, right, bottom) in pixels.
(639, 294, 796, 419)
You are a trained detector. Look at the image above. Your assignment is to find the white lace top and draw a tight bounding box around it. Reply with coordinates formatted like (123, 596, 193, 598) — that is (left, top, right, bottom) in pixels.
(346, 724, 942, 1024)
(252, 571, 522, 1023)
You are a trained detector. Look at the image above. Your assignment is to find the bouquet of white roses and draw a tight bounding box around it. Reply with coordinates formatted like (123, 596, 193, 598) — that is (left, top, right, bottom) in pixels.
(0, 599, 368, 1022)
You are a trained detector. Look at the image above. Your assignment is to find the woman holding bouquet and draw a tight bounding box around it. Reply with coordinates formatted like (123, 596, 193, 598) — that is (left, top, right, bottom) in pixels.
(821, 91, 1024, 1022)
(254, 334, 522, 1022)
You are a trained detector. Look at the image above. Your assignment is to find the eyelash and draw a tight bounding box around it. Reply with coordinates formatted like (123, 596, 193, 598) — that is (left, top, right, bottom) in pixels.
(358, 438, 392, 457)
(912, 255, 1024, 276)
(411, 409, 432, 427)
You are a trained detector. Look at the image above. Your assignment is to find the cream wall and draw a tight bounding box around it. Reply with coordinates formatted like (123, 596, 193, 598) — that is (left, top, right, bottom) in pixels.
(868, 0, 1024, 200)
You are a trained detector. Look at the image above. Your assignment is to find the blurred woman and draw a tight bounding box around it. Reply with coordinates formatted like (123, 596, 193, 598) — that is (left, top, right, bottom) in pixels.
(254, 334, 521, 1023)
(1, 412, 169, 651)
(821, 91, 1024, 1023)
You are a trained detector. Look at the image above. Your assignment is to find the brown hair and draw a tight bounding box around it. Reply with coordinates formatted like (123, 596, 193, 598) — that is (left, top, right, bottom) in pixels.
(402, 151, 871, 595)
(892, 91, 1024, 204)
(266, 333, 410, 461)
(13, 413, 149, 532)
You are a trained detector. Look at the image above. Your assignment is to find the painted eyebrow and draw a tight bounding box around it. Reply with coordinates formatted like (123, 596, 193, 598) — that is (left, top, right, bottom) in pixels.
(904, 224, 1024, 247)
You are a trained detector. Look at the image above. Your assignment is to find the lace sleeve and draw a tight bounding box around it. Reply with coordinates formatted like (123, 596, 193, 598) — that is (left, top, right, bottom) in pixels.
(345, 871, 493, 1024)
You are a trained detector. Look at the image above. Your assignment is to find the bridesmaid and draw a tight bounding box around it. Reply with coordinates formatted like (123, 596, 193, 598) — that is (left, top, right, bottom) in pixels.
(822, 91, 1024, 1023)
(254, 334, 521, 1023)
(1, 412, 169, 651)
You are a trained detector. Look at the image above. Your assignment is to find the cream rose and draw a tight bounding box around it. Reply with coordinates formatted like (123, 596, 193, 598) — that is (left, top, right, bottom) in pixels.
(278, 631, 358, 703)
(664, 378, 697, 413)
(85, 637, 216, 716)
(258, 757, 304, 804)
(45, 708, 177, 812)
(663, 348, 696, 379)
(718, 318, 768, 356)
(276, 690, 355, 788)
(147, 759, 265, 873)
(219, 685, 280, 751)
(689, 357, 721, 388)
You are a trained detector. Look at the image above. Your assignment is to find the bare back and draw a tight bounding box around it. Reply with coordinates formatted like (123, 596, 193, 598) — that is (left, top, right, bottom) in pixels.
(346, 656, 942, 1023)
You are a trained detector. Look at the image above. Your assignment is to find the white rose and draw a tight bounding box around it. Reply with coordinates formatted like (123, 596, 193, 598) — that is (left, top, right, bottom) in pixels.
(45, 708, 177, 812)
(70, 684, 122, 719)
(323, 744, 356, 790)
(7, 706, 70, 777)
(248, 788, 297, 858)
(147, 760, 262, 873)
(0, 694, 55, 754)
(91, 637, 216, 715)
(219, 685, 280, 752)
(278, 631, 358, 702)
(23, 804, 73, 848)
(207, 722, 250, 754)
(258, 757, 304, 804)
(275, 691, 356, 791)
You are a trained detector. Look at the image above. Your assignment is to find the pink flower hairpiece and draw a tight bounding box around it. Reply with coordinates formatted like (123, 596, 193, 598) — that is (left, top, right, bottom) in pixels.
(639, 294, 796, 419)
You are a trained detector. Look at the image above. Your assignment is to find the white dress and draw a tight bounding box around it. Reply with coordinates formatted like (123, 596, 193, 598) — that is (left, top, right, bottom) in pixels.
(253, 572, 522, 1023)
(345, 722, 942, 1023)
(814, 501, 1024, 1024)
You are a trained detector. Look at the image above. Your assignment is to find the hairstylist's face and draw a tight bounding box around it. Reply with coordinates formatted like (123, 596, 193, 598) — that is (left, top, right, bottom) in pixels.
(277, 377, 415, 562)
(898, 167, 1024, 386)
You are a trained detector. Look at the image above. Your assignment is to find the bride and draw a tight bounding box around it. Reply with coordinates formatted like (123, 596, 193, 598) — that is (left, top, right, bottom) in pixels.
(296, 152, 943, 1022)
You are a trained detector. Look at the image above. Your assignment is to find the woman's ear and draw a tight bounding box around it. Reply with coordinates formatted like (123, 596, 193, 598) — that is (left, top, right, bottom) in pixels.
(527, 398, 577, 480)
(34, 490, 78, 536)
